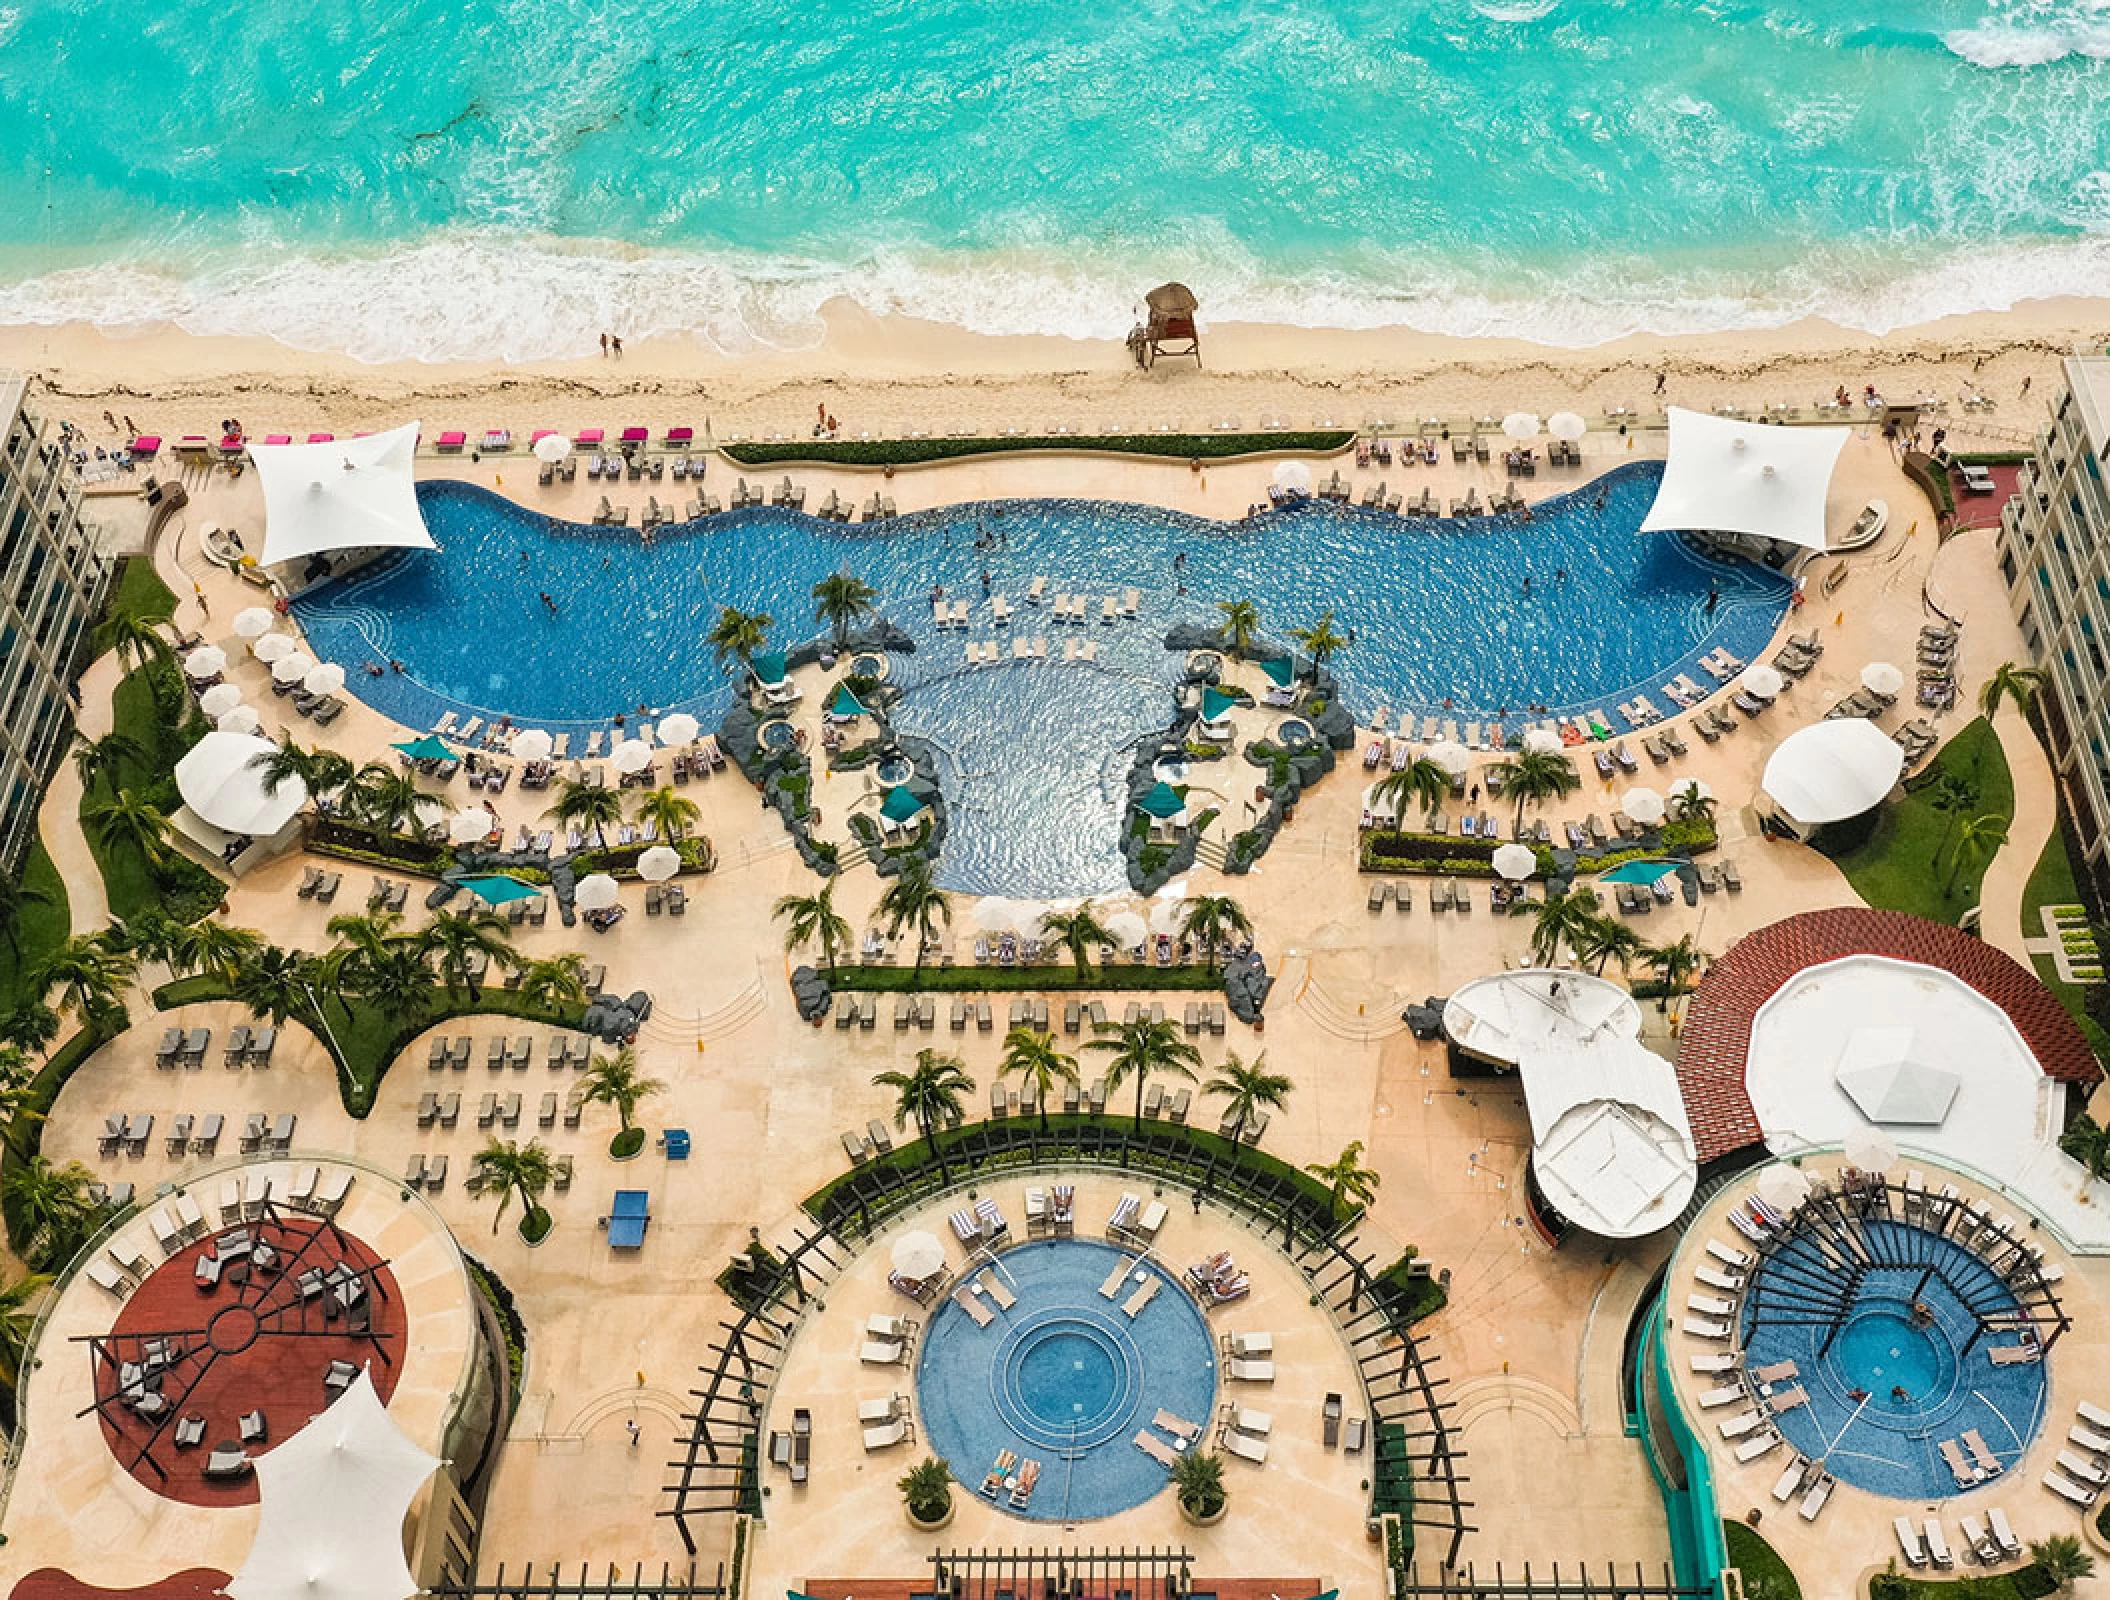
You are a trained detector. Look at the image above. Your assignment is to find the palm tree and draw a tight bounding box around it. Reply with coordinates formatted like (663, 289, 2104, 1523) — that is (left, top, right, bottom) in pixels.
(1204, 1050, 1293, 1147)
(0, 868, 51, 961)
(877, 859, 953, 973)
(1943, 813, 2008, 897)
(420, 906, 515, 1000)
(1179, 894, 1252, 961)
(71, 730, 145, 796)
(1525, 887, 1601, 967)
(1645, 934, 1710, 1016)
(813, 571, 879, 646)
(1088, 1015, 1200, 1132)
(1000, 1027, 1079, 1134)
(1576, 913, 1647, 977)
(1666, 784, 1717, 825)
(2061, 1115, 2110, 1203)
(578, 1045, 666, 1155)
(469, 1137, 556, 1237)
(774, 884, 851, 972)
(85, 793, 171, 873)
(1373, 757, 1450, 829)
(515, 953, 589, 1014)
(1980, 660, 2046, 723)
(362, 943, 438, 1020)
(1306, 1139, 1381, 1219)
(1494, 747, 1581, 834)
(1170, 1449, 1227, 1520)
(636, 784, 701, 844)
(0, 1001, 59, 1057)
(2030, 1533, 2095, 1593)
(349, 765, 426, 838)
(1039, 904, 1114, 981)
(100, 610, 173, 673)
(0, 1264, 52, 1390)
(546, 777, 625, 850)
(324, 905, 407, 991)
(1216, 599, 1260, 656)
(2, 1155, 98, 1268)
(251, 734, 322, 799)
(305, 747, 355, 802)
(228, 943, 315, 1027)
(1288, 610, 1347, 683)
(872, 1049, 973, 1179)
(35, 934, 137, 1029)
(708, 606, 774, 673)
(173, 919, 265, 986)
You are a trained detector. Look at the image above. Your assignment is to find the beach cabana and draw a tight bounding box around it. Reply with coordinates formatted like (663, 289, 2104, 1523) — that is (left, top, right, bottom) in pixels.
(1639, 407, 1850, 555)
(879, 786, 929, 834)
(391, 734, 457, 764)
(1758, 718, 1904, 840)
(170, 731, 307, 874)
(249, 421, 436, 585)
(751, 650, 798, 707)
(1138, 781, 1187, 822)
(1199, 686, 1238, 742)
(1260, 657, 1295, 688)
(827, 684, 871, 721)
(1129, 282, 1200, 370)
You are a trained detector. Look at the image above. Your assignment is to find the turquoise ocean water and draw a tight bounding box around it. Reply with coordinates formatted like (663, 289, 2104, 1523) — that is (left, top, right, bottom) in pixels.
(0, 0, 2105, 360)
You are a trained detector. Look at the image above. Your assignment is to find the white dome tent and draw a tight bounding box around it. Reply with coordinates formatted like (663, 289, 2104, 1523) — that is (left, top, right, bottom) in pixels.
(170, 730, 308, 873)
(1759, 718, 1906, 839)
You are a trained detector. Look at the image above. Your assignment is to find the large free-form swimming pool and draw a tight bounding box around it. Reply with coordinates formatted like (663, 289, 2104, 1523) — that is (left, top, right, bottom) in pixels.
(294, 467, 1789, 895)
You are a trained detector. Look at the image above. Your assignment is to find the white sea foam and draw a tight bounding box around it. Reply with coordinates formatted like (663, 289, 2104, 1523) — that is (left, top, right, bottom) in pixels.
(1943, 0, 2110, 64)
(1470, 0, 1561, 21)
(2, 226, 2109, 364)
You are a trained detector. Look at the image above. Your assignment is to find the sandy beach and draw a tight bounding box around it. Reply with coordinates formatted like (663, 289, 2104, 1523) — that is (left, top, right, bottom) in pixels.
(6, 294, 2109, 450)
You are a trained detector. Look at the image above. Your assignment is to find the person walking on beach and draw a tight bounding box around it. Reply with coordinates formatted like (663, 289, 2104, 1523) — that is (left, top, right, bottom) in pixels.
(1654, 373, 1666, 397)
(611, 334, 623, 358)
(600, 332, 609, 357)
(2021, 375, 2032, 398)
(626, 1419, 641, 1449)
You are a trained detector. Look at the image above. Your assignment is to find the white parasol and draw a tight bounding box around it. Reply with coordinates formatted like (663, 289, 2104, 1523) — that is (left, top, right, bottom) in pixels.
(1272, 461, 1312, 494)
(1756, 1164, 1812, 1211)
(216, 706, 261, 735)
(1427, 740, 1471, 776)
(1843, 1127, 1899, 1173)
(532, 432, 572, 463)
(611, 738, 654, 774)
(1148, 898, 1188, 937)
(657, 712, 700, 747)
(253, 633, 296, 664)
(1502, 412, 1541, 441)
(1492, 842, 1537, 880)
(449, 808, 494, 845)
(1622, 786, 1666, 825)
(232, 606, 277, 639)
(1862, 661, 1905, 697)
(199, 682, 244, 718)
(184, 646, 228, 680)
(1103, 910, 1149, 946)
(303, 662, 347, 696)
(1522, 726, 1564, 755)
(891, 1230, 946, 1281)
(637, 845, 682, 883)
(512, 729, 554, 763)
(1547, 411, 1587, 441)
(971, 896, 1041, 935)
(574, 873, 620, 911)
(271, 652, 317, 685)
(1741, 664, 1785, 700)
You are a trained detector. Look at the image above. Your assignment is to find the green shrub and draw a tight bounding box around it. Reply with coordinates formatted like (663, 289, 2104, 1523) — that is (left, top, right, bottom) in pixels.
(826, 964, 1219, 993)
(721, 430, 1355, 469)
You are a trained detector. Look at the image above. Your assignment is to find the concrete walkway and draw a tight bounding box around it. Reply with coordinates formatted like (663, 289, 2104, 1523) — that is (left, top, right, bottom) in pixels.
(1978, 706, 2059, 969)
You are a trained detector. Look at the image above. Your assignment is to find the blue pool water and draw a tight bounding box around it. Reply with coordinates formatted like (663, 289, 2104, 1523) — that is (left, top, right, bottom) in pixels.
(1738, 1221, 2047, 1501)
(294, 468, 1786, 894)
(914, 1239, 1217, 1521)
(0, 0, 2106, 358)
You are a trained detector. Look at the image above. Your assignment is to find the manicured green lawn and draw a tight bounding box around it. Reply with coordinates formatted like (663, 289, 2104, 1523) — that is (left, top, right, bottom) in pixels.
(91, 556, 176, 656)
(80, 665, 221, 923)
(2018, 823, 2110, 1066)
(0, 839, 70, 1016)
(1877, 1568, 2056, 1599)
(1821, 717, 2014, 925)
(1723, 1521, 1800, 1598)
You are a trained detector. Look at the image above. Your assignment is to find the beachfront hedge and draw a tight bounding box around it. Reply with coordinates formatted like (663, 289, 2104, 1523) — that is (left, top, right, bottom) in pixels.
(824, 963, 1220, 994)
(720, 430, 1356, 469)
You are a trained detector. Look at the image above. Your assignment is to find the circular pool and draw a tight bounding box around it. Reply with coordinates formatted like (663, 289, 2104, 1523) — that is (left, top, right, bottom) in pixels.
(759, 719, 796, 752)
(1277, 718, 1315, 748)
(852, 653, 888, 680)
(915, 1238, 1217, 1520)
(876, 754, 915, 786)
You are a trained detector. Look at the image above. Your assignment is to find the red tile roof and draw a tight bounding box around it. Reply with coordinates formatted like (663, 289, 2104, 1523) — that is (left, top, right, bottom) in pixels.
(1677, 908, 2101, 1160)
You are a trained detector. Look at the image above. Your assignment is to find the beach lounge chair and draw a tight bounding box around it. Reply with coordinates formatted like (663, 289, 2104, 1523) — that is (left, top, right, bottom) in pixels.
(1228, 1358, 1274, 1383)
(1988, 1508, 2023, 1558)
(2047, 1470, 2098, 1507)
(863, 1416, 913, 1452)
(1220, 1428, 1269, 1465)
(1895, 1516, 1929, 1568)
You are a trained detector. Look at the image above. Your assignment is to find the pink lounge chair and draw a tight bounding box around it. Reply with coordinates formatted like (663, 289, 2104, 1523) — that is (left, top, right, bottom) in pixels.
(620, 426, 649, 444)
(178, 435, 210, 454)
(306, 432, 334, 443)
(218, 434, 244, 452)
(129, 436, 161, 457)
(263, 433, 292, 445)
(530, 428, 557, 444)
(436, 430, 468, 451)
(576, 428, 605, 445)
(665, 426, 694, 446)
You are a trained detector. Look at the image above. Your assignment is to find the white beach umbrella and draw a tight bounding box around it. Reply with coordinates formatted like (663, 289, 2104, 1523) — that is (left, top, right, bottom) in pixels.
(637, 844, 682, 883)
(449, 808, 494, 845)
(1522, 726, 1564, 755)
(1843, 1127, 1899, 1174)
(657, 712, 700, 747)
(1502, 412, 1541, 441)
(184, 646, 228, 680)
(303, 662, 346, 696)
(1622, 786, 1667, 825)
(574, 873, 620, 911)
(216, 705, 261, 735)
(271, 652, 317, 686)
(891, 1231, 947, 1281)
(1756, 1164, 1812, 1211)
(611, 737, 654, 774)
(232, 606, 277, 639)
(1862, 661, 1905, 697)
(533, 432, 572, 464)
(411, 795, 449, 830)
(1547, 411, 1588, 441)
(1492, 842, 1538, 881)
(1741, 664, 1785, 701)
(1427, 740, 1471, 776)
(512, 729, 554, 763)
(1272, 461, 1312, 494)
(1148, 898, 1189, 937)
(199, 682, 244, 718)
(1103, 910, 1149, 946)
(972, 896, 1040, 935)
(253, 633, 296, 664)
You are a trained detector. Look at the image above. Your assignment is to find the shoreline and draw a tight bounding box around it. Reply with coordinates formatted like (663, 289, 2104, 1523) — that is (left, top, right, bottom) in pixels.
(7, 294, 2109, 446)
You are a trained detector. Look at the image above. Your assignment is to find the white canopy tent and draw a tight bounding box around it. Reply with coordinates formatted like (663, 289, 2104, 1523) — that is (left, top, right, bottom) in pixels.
(227, 1366, 439, 1600)
(250, 421, 436, 571)
(174, 731, 307, 835)
(1639, 408, 1851, 553)
(1759, 718, 1905, 836)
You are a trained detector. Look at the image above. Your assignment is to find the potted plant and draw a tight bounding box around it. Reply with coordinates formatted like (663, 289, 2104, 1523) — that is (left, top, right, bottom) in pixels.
(900, 1455, 955, 1531)
(1171, 1450, 1227, 1526)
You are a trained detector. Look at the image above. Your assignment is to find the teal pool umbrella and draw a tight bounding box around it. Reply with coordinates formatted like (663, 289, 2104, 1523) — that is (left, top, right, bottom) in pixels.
(1260, 656, 1295, 687)
(1138, 781, 1186, 818)
(880, 785, 928, 823)
(391, 734, 456, 763)
(458, 874, 541, 906)
(1201, 686, 1238, 721)
(1598, 858, 1681, 886)
(752, 650, 788, 686)
(828, 683, 869, 718)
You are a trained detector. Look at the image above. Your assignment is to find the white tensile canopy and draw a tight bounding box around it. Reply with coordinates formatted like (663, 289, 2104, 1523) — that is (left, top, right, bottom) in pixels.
(1835, 1026, 1962, 1125)
(1639, 407, 1851, 552)
(1444, 970, 1697, 1238)
(174, 731, 307, 835)
(251, 421, 437, 569)
(1760, 718, 1905, 828)
(227, 1367, 439, 1600)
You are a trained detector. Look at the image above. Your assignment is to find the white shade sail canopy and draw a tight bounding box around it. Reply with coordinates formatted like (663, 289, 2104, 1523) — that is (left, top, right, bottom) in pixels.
(1639, 408, 1851, 552)
(227, 1366, 439, 1600)
(251, 421, 437, 569)
(175, 731, 307, 835)
(1761, 717, 1905, 827)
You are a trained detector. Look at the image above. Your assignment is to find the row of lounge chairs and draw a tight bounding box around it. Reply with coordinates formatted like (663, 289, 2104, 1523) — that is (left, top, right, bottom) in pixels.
(1897, 1507, 2024, 1570)
(295, 867, 342, 903)
(2046, 1401, 2110, 1508)
(156, 1025, 278, 1069)
(424, 1032, 600, 1071)
(419, 1087, 585, 1132)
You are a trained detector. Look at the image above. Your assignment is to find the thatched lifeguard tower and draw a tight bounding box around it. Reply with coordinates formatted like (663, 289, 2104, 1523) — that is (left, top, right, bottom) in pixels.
(1128, 282, 1201, 370)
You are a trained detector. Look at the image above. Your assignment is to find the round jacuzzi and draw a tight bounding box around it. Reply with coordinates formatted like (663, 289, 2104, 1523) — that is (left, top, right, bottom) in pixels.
(759, 719, 797, 752)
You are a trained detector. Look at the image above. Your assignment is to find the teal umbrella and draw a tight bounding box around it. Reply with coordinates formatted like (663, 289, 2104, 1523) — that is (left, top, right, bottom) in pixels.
(880, 785, 928, 823)
(458, 873, 541, 906)
(828, 683, 869, 718)
(391, 734, 457, 763)
(1260, 656, 1294, 687)
(1599, 858, 1681, 885)
(752, 650, 788, 685)
(1201, 686, 1238, 721)
(1138, 781, 1186, 818)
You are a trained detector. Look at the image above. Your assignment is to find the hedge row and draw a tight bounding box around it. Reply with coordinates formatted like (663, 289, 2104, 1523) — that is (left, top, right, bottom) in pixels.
(823, 962, 1222, 994)
(720, 430, 1356, 469)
